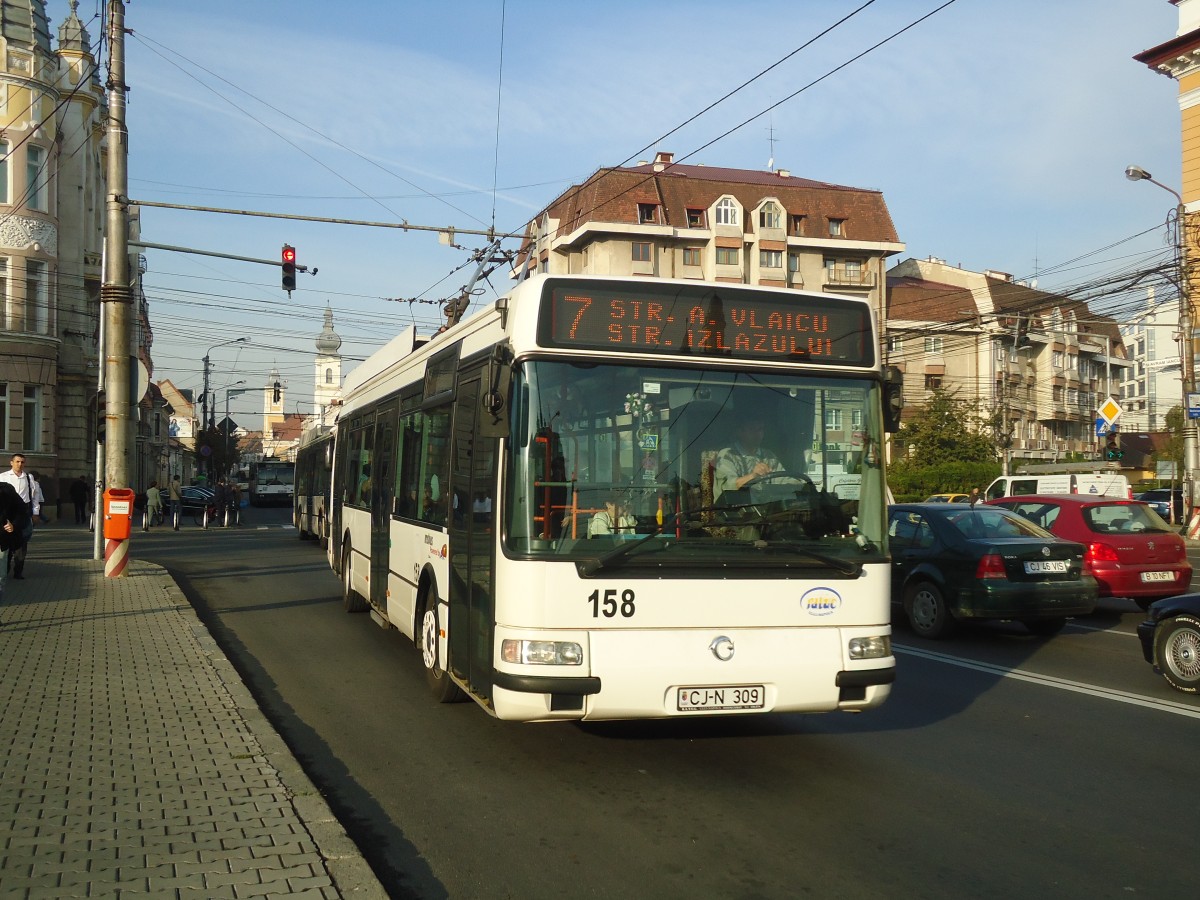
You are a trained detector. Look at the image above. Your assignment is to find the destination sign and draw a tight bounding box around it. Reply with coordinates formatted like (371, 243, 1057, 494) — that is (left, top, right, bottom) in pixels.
(538, 280, 873, 366)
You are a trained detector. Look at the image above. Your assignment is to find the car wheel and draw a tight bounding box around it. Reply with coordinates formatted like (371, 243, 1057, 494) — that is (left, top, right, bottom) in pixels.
(904, 581, 954, 639)
(420, 588, 464, 703)
(341, 543, 368, 613)
(1155, 614, 1200, 693)
(1024, 617, 1067, 636)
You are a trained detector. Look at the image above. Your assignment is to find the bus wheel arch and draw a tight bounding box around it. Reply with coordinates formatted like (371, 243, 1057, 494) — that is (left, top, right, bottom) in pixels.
(419, 575, 464, 703)
(341, 539, 368, 613)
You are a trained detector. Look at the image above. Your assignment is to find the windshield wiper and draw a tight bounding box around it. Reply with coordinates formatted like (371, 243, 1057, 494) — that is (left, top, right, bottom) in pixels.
(748, 539, 863, 576)
(578, 527, 666, 576)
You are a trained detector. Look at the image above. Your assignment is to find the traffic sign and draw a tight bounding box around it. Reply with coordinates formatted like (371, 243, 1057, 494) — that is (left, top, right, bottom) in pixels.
(1095, 418, 1110, 437)
(1097, 397, 1122, 424)
(1188, 392, 1200, 420)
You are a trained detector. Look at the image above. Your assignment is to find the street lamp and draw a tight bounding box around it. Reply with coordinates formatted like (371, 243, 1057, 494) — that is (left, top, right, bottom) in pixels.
(1126, 164, 1197, 525)
(203, 337, 249, 430)
(224, 382, 248, 476)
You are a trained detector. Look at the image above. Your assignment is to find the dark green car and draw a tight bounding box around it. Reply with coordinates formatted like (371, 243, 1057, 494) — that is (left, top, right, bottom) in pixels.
(888, 503, 1098, 639)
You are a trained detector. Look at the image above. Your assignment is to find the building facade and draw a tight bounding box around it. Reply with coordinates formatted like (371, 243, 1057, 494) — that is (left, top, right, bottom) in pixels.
(886, 257, 1128, 465)
(1119, 291, 1184, 431)
(519, 151, 904, 315)
(0, 1, 106, 513)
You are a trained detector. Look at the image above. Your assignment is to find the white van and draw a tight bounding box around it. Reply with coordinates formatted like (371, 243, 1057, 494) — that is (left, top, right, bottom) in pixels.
(984, 472, 1132, 500)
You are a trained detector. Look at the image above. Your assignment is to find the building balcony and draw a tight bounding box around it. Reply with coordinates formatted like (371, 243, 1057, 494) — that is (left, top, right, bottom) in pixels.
(823, 266, 876, 289)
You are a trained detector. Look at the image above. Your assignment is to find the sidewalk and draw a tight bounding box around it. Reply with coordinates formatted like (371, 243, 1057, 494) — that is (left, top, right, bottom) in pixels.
(0, 550, 387, 898)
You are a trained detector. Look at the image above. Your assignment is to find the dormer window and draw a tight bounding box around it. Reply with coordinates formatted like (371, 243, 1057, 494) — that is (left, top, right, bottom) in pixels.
(716, 197, 739, 226)
(638, 203, 659, 224)
(789, 214, 806, 235)
(828, 218, 844, 237)
(686, 208, 706, 228)
(759, 202, 782, 229)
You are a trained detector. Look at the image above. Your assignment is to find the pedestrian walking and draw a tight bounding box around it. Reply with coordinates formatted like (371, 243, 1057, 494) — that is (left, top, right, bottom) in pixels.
(29, 471, 48, 524)
(70, 474, 90, 524)
(168, 476, 182, 530)
(0, 480, 29, 602)
(0, 453, 38, 579)
(144, 481, 163, 529)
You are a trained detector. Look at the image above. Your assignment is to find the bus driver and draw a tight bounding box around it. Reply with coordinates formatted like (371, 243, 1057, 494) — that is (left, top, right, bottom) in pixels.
(712, 411, 792, 504)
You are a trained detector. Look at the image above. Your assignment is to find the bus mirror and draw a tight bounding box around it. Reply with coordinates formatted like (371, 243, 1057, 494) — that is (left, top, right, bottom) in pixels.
(480, 345, 513, 438)
(883, 366, 903, 433)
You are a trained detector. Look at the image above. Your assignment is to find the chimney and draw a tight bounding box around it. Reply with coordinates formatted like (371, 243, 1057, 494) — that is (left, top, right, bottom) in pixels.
(653, 151, 674, 171)
(776, 168, 790, 178)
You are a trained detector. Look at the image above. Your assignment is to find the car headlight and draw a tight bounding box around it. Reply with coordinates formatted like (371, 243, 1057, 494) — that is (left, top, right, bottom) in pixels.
(501, 639, 583, 666)
(848, 635, 891, 660)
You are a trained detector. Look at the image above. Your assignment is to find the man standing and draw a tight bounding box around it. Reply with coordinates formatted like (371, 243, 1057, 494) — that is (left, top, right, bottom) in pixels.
(0, 453, 38, 579)
(69, 475, 90, 525)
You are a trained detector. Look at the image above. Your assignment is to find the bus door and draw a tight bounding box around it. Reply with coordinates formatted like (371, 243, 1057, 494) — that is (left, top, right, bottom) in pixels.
(371, 403, 398, 609)
(448, 373, 499, 700)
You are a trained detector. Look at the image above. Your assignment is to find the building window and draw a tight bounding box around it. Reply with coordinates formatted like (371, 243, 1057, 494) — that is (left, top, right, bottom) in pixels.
(632, 242, 652, 262)
(686, 208, 705, 228)
(924, 374, 942, 390)
(759, 203, 782, 229)
(0, 258, 7, 330)
(0, 140, 8, 204)
(828, 218, 844, 237)
(325, 367, 333, 384)
(25, 260, 46, 334)
(637, 203, 658, 224)
(715, 197, 738, 226)
(1052, 350, 1064, 369)
(887, 335, 904, 354)
(27, 145, 46, 212)
(787, 252, 800, 273)
(1052, 385, 1063, 402)
(844, 259, 861, 282)
(789, 214, 806, 235)
(715, 247, 739, 266)
(997, 346, 1007, 363)
(924, 336, 943, 354)
(22, 385, 40, 451)
(851, 409, 862, 429)
(825, 408, 843, 430)
(0, 383, 7, 447)
(759, 249, 782, 268)
(682, 247, 701, 266)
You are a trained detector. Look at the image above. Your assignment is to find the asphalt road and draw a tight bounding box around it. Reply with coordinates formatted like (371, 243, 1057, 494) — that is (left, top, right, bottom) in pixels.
(41, 511, 1200, 899)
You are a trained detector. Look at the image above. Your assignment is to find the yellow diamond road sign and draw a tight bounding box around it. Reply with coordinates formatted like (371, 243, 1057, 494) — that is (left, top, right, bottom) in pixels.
(1098, 398, 1122, 424)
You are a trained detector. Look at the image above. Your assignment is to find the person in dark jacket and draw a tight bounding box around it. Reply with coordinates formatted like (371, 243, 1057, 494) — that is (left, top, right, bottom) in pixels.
(0, 480, 31, 597)
(69, 475, 90, 524)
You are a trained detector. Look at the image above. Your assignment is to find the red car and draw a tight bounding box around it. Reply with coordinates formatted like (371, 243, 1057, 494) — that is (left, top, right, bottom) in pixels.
(986, 495, 1192, 610)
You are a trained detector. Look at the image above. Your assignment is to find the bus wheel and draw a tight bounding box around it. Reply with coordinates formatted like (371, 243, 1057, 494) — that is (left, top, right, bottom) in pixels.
(421, 589, 463, 703)
(341, 543, 368, 613)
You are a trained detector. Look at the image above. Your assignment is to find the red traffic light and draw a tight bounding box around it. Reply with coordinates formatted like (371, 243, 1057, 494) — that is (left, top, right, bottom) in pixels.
(281, 244, 297, 292)
(282, 246, 296, 264)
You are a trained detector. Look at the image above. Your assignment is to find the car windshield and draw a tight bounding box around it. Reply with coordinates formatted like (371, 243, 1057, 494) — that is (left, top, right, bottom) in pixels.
(504, 359, 890, 569)
(943, 507, 1053, 540)
(1082, 502, 1172, 534)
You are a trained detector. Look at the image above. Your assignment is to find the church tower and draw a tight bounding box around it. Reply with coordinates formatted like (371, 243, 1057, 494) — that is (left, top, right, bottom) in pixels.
(314, 305, 342, 424)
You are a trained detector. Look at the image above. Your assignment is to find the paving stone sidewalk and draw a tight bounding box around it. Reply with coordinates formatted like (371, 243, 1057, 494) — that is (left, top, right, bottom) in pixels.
(0, 556, 386, 899)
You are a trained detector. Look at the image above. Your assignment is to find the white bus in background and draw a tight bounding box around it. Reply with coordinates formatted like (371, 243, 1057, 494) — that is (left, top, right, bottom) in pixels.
(249, 458, 295, 506)
(328, 274, 903, 722)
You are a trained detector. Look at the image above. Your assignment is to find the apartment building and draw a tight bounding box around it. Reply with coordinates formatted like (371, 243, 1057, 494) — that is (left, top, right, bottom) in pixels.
(518, 151, 905, 313)
(886, 257, 1128, 463)
(1119, 293, 1185, 431)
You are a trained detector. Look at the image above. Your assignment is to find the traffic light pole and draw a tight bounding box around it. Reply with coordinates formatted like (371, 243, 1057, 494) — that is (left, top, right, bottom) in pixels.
(101, 0, 132, 577)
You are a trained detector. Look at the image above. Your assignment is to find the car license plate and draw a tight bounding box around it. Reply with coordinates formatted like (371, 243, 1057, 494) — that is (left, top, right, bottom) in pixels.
(1141, 571, 1176, 583)
(677, 685, 765, 712)
(1025, 560, 1068, 574)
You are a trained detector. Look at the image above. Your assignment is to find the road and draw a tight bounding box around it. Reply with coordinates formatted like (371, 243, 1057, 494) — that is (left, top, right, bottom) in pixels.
(39, 511, 1200, 899)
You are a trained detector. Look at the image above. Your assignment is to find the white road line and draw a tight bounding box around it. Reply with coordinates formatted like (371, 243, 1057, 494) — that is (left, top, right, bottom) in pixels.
(893, 644, 1200, 720)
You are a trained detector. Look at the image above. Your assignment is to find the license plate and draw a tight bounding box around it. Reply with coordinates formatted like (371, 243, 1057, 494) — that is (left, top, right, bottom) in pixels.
(1025, 560, 1068, 574)
(1141, 571, 1176, 583)
(677, 685, 765, 712)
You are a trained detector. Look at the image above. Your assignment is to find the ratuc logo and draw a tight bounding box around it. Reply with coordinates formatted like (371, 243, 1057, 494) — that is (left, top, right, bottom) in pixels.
(801, 587, 842, 616)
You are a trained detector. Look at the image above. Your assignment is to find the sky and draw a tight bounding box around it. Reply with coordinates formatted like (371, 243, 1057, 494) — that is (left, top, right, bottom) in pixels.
(93, 0, 1187, 421)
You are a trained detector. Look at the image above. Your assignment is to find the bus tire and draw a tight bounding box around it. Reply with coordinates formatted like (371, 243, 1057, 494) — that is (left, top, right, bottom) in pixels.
(421, 588, 463, 703)
(341, 543, 368, 613)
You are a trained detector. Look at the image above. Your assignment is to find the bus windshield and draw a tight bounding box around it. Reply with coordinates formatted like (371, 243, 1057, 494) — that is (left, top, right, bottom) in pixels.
(505, 359, 888, 567)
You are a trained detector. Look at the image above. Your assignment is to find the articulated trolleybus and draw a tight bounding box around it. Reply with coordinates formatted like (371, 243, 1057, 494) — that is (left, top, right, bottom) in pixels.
(329, 274, 902, 722)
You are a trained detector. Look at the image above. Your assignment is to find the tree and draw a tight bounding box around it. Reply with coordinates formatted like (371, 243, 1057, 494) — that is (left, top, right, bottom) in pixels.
(194, 424, 241, 480)
(891, 388, 999, 467)
(1156, 405, 1187, 480)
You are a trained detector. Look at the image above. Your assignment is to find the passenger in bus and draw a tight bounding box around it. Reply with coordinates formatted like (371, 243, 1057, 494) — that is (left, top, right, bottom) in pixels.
(712, 411, 792, 503)
(588, 496, 635, 537)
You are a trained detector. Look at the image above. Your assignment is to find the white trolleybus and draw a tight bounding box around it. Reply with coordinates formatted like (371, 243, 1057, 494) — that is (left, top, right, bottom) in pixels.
(327, 274, 902, 722)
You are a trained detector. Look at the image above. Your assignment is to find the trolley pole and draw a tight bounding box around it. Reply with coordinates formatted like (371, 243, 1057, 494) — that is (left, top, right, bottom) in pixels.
(102, 0, 132, 576)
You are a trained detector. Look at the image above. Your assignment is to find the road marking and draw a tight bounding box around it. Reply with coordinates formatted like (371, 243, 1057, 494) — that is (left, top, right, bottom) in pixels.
(894, 644, 1200, 720)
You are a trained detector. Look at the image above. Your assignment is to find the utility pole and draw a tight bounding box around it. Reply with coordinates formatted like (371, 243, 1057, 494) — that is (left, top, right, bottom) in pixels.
(101, 0, 132, 577)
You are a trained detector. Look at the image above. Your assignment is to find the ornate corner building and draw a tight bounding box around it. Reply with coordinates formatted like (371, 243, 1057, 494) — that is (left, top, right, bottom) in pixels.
(0, 1, 106, 510)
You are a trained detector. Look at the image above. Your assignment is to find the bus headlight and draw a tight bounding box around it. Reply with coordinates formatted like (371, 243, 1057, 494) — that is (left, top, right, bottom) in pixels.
(848, 635, 891, 660)
(501, 639, 583, 666)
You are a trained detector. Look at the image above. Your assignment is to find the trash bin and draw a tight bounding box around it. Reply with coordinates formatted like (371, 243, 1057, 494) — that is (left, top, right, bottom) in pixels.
(103, 487, 135, 540)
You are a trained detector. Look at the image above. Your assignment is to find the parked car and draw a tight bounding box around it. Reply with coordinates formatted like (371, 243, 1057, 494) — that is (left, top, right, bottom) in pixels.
(1137, 594, 1200, 693)
(924, 493, 970, 503)
(1135, 488, 1185, 525)
(985, 472, 1132, 500)
(179, 485, 215, 514)
(985, 495, 1192, 610)
(887, 503, 1097, 639)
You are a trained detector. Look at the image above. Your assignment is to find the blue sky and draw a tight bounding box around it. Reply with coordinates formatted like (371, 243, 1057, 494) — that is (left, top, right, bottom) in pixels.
(106, 0, 1184, 417)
